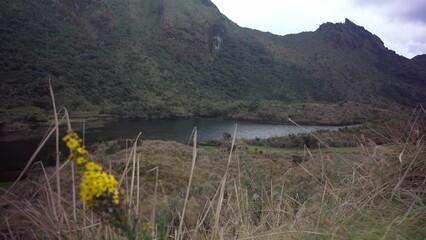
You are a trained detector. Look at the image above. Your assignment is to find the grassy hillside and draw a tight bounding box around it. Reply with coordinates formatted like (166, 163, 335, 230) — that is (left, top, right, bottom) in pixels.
(1, 0, 425, 124)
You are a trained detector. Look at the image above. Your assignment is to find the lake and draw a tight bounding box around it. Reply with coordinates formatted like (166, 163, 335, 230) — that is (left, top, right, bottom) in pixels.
(0, 118, 344, 172)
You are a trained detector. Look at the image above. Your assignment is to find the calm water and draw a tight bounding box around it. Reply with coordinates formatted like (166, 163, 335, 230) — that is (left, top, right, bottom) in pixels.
(0, 118, 343, 171)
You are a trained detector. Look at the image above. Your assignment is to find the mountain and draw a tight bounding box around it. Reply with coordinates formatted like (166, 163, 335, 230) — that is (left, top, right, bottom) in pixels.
(1, 0, 425, 124)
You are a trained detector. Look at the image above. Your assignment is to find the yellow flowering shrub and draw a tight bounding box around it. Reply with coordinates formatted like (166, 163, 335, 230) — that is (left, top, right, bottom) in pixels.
(63, 130, 157, 240)
(63, 131, 120, 206)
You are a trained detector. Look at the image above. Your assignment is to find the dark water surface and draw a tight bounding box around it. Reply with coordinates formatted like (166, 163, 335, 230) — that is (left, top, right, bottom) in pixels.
(0, 118, 343, 172)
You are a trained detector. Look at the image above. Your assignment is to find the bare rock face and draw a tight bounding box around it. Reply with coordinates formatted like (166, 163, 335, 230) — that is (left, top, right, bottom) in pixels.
(160, 22, 224, 65)
(155, 0, 226, 66)
(209, 24, 224, 54)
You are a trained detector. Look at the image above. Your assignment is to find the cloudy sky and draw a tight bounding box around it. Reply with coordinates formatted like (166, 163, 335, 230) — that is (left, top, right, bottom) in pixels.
(210, 0, 426, 59)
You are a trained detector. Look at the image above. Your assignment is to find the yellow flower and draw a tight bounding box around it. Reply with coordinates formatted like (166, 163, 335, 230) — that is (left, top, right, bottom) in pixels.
(63, 130, 122, 207)
(86, 162, 102, 172)
(66, 138, 79, 150)
(76, 147, 88, 156)
(76, 157, 87, 165)
(62, 135, 70, 142)
(142, 223, 153, 235)
(112, 190, 120, 205)
(83, 171, 94, 179)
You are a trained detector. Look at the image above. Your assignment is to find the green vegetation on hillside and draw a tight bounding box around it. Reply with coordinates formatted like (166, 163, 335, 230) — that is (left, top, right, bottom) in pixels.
(1, 0, 425, 125)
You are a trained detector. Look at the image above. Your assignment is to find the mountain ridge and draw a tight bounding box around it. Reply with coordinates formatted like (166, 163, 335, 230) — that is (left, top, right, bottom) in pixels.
(0, 0, 425, 125)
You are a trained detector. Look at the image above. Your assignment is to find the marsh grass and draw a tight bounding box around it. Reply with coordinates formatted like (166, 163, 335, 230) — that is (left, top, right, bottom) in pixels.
(245, 145, 361, 154)
(0, 95, 425, 239)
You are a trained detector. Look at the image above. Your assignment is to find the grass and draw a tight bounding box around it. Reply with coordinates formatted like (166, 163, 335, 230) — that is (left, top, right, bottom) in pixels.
(247, 145, 302, 154)
(1, 101, 425, 239)
(248, 145, 361, 154)
(199, 145, 220, 152)
(345, 201, 426, 239)
(2, 139, 425, 239)
(201, 144, 361, 154)
(3, 138, 424, 238)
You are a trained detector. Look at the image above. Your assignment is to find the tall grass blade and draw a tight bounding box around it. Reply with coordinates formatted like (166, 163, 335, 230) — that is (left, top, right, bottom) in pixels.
(178, 127, 197, 239)
(136, 154, 141, 215)
(82, 119, 86, 145)
(71, 161, 77, 224)
(48, 77, 62, 212)
(213, 123, 237, 238)
(119, 132, 142, 188)
(147, 167, 159, 228)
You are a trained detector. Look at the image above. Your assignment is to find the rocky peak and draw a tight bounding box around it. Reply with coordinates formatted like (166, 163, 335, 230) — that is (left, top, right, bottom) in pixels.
(344, 18, 359, 28)
(317, 18, 386, 52)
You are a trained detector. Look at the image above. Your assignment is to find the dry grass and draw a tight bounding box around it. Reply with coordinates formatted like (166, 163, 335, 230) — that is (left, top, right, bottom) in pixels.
(1, 103, 426, 239)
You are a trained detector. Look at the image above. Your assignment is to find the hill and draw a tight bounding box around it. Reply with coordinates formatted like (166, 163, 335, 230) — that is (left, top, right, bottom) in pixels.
(1, 0, 425, 124)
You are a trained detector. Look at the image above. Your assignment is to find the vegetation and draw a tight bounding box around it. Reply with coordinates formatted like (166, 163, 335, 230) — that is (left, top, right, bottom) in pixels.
(1, 0, 426, 237)
(1, 105, 425, 239)
(1, 0, 425, 125)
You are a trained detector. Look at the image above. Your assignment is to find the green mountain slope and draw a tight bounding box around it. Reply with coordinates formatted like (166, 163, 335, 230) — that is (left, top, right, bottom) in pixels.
(1, 0, 425, 123)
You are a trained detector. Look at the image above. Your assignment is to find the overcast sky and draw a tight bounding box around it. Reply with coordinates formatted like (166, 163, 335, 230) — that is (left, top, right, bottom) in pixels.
(210, 0, 426, 59)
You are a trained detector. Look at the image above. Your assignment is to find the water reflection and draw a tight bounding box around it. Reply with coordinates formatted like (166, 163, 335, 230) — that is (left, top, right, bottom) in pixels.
(0, 118, 343, 171)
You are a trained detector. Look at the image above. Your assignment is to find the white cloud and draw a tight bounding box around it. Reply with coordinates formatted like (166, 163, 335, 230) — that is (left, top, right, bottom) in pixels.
(211, 0, 426, 58)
